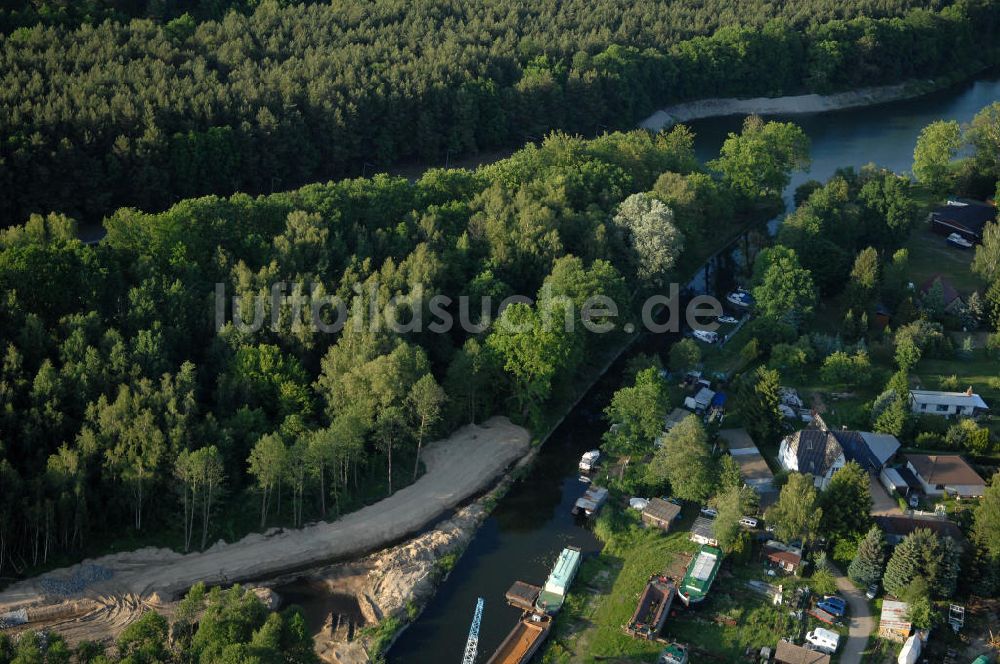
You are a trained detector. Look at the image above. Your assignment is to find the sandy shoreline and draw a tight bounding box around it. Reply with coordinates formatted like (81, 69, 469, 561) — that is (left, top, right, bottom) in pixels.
(639, 82, 919, 131)
(0, 417, 529, 615)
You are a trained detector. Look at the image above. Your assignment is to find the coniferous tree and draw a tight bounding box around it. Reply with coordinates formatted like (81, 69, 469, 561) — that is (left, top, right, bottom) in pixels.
(848, 525, 887, 586)
(883, 529, 943, 599)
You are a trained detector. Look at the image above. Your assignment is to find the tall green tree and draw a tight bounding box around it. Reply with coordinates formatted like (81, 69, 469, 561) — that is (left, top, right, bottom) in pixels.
(408, 374, 446, 481)
(912, 120, 962, 195)
(247, 433, 287, 530)
(765, 472, 822, 544)
(752, 246, 817, 328)
(820, 461, 872, 539)
(646, 415, 713, 503)
(736, 366, 785, 448)
(603, 367, 670, 457)
(610, 193, 684, 285)
(709, 116, 810, 199)
(882, 528, 944, 599)
(848, 525, 887, 586)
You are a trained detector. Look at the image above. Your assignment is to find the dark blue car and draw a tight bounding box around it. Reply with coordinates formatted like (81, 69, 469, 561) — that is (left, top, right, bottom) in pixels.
(817, 597, 847, 617)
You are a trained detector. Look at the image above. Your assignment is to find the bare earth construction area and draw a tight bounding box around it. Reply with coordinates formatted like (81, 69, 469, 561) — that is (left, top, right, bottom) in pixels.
(0, 417, 529, 641)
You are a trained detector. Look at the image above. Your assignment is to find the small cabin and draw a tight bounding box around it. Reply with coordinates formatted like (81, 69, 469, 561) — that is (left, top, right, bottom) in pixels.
(642, 498, 682, 531)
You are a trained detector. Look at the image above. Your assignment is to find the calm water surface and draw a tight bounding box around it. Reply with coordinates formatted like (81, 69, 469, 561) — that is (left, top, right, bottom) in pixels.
(390, 75, 1000, 662)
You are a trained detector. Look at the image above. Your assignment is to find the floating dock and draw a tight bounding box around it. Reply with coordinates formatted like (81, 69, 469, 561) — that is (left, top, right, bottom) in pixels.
(484, 612, 552, 664)
(504, 581, 542, 612)
(534, 546, 582, 614)
(678, 545, 722, 607)
(624, 575, 676, 640)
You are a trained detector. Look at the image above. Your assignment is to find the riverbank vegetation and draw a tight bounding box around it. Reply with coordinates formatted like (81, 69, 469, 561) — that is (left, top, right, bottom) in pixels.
(0, 584, 318, 664)
(541, 101, 1000, 661)
(0, 119, 808, 582)
(2, 0, 998, 225)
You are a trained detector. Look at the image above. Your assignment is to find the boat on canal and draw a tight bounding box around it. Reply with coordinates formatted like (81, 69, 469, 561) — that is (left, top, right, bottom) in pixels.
(484, 612, 552, 664)
(534, 546, 581, 614)
(572, 485, 608, 517)
(678, 545, 722, 607)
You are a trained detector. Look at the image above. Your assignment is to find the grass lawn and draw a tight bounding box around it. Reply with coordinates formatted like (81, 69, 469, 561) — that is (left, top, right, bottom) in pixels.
(912, 348, 1000, 438)
(549, 504, 815, 663)
(904, 227, 983, 295)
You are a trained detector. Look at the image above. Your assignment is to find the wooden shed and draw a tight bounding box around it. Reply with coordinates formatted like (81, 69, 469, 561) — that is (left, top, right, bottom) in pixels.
(642, 498, 682, 531)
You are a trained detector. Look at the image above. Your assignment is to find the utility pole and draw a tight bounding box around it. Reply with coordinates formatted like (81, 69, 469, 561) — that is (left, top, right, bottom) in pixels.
(461, 597, 484, 664)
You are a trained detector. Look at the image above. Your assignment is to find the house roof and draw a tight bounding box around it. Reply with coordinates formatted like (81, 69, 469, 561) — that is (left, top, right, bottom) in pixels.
(783, 429, 843, 476)
(874, 515, 964, 542)
(909, 389, 989, 410)
(766, 549, 802, 567)
(918, 274, 961, 305)
(905, 454, 986, 487)
(834, 430, 900, 471)
(643, 498, 681, 523)
(775, 641, 831, 664)
(880, 600, 912, 629)
(694, 387, 715, 406)
(720, 429, 775, 488)
(691, 516, 717, 540)
(930, 199, 996, 237)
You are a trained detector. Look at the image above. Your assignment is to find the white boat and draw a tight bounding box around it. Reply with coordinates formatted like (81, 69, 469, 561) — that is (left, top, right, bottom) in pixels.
(692, 329, 718, 344)
(726, 289, 753, 308)
(579, 449, 601, 472)
(717, 315, 738, 324)
(947, 232, 974, 248)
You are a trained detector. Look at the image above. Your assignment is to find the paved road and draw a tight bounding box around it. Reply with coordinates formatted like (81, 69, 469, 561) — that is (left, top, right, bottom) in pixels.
(833, 567, 874, 664)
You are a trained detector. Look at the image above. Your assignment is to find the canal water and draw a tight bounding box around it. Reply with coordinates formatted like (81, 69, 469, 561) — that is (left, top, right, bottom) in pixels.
(387, 74, 1000, 662)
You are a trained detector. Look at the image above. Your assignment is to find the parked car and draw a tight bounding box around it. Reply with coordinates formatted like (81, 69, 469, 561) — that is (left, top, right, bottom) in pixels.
(700, 506, 718, 518)
(817, 599, 846, 617)
(805, 627, 840, 654)
(739, 517, 758, 528)
(865, 584, 879, 600)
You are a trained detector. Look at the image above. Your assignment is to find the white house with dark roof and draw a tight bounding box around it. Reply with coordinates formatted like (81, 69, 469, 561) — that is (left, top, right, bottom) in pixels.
(909, 389, 989, 418)
(778, 429, 845, 489)
(904, 453, 986, 497)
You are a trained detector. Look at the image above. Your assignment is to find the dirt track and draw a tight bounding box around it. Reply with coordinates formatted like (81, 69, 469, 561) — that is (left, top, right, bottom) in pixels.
(0, 417, 529, 639)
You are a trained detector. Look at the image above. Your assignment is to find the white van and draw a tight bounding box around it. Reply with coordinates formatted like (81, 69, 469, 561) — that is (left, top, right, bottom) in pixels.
(805, 628, 840, 654)
(739, 517, 758, 528)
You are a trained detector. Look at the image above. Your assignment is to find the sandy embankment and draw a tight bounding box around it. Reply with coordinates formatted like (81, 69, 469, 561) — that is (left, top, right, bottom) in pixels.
(639, 82, 916, 131)
(0, 417, 529, 633)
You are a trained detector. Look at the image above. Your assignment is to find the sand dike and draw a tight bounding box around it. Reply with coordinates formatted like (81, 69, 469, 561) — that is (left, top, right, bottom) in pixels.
(0, 417, 530, 645)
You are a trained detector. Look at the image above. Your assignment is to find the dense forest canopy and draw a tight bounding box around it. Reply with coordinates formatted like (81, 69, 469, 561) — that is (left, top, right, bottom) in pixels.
(4, 125, 798, 578)
(1, 0, 997, 225)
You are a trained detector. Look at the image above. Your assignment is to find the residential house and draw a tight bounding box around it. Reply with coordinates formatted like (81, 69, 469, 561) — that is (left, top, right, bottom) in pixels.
(909, 389, 989, 418)
(904, 453, 986, 497)
(835, 430, 901, 473)
(928, 199, 996, 242)
(778, 428, 845, 489)
(689, 516, 719, 547)
(764, 540, 803, 574)
(874, 514, 964, 545)
(918, 275, 964, 314)
(878, 600, 913, 642)
(719, 428, 776, 493)
(642, 498, 682, 531)
(775, 641, 831, 664)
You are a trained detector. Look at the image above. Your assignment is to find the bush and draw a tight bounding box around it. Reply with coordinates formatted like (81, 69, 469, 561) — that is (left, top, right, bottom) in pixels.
(915, 431, 945, 449)
(940, 374, 961, 391)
